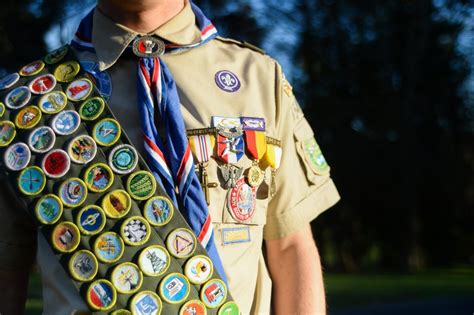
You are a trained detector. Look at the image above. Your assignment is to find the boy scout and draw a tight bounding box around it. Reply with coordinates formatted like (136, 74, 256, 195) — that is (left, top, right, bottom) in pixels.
(0, 0, 340, 314)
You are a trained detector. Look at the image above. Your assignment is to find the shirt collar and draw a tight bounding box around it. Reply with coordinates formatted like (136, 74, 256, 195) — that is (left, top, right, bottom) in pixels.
(92, 1, 201, 71)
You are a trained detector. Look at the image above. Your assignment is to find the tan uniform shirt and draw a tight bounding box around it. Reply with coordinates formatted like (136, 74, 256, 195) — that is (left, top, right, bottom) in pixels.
(0, 2, 340, 314)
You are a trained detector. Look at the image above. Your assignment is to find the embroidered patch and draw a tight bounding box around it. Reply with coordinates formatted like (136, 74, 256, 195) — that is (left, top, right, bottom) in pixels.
(120, 216, 151, 246)
(44, 46, 68, 65)
(101, 189, 132, 218)
(0, 73, 20, 90)
(94, 231, 124, 263)
(15, 105, 42, 129)
(111, 262, 143, 295)
(215, 70, 241, 92)
(81, 61, 113, 101)
(19, 60, 44, 77)
(51, 110, 81, 136)
(78, 96, 105, 121)
(69, 250, 99, 282)
(51, 221, 81, 253)
(35, 194, 63, 225)
(166, 228, 196, 259)
(218, 301, 240, 315)
(228, 177, 256, 222)
(86, 279, 117, 311)
(58, 177, 88, 207)
(66, 78, 93, 101)
(29, 74, 56, 94)
(159, 273, 190, 304)
(126, 170, 156, 200)
(201, 279, 227, 309)
(221, 226, 251, 245)
(28, 126, 56, 153)
(303, 137, 330, 175)
(184, 255, 213, 285)
(18, 166, 46, 195)
(42, 149, 71, 178)
(180, 300, 207, 315)
(130, 291, 162, 315)
(54, 61, 80, 83)
(83, 163, 114, 192)
(67, 134, 97, 164)
(0, 121, 16, 147)
(5, 86, 31, 109)
(138, 245, 170, 277)
(38, 91, 68, 114)
(4, 142, 31, 171)
(92, 118, 121, 146)
(143, 196, 173, 226)
(77, 205, 106, 236)
(108, 144, 138, 174)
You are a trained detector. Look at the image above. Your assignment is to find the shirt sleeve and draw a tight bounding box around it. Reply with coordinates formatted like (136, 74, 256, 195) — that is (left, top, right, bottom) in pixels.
(263, 62, 340, 240)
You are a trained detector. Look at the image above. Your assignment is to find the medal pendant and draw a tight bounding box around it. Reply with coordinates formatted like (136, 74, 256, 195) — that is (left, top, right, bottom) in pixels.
(247, 161, 265, 188)
(199, 162, 218, 205)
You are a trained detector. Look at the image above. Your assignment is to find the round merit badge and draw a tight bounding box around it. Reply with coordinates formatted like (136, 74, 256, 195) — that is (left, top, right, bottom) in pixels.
(4, 142, 31, 171)
(19, 60, 45, 77)
(0, 73, 20, 90)
(218, 301, 239, 315)
(87, 279, 117, 311)
(201, 279, 227, 309)
(28, 74, 56, 94)
(111, 262, 143, 294)
(130, 291, 162, 315)
(84, 163, 114, 192)
(0, 102, 5, 118)
(51, 221, 81, 253)
(180, 300, 207, 315)
(126, 171, 156, 201)
(18, 166, 46, 195)
(78, 97, 105, 121)
(138, 245, 170, 277)
(143, 196, 173, 226)
(94, 232, 124, 263)
(184, 255, 213, 285)
(108, 144, 138, 175)
(0, 121, 16, 147)
(15, 105, 42, 129)
(38, 91, 68, 114)
(92, 118, 121, 146)
(69, 249, 99, 282)
(111, 310, 131, 315)
(121, 216, 151, 246)
(28, 126, 56, 153)
(51, 110, 81, 135)
(101, 189, 132, 218)
(228, 177, 256, 222)
(66, 78, 93, 101)
(166, 228, 196, 259)
(35, 194, 63, 225)
(42, 149, 71, 178)
(54, 61, 81, 83)
(159, 273, 190, 304)
(58, 177, 88, 208)
(77, 205, 106, 235)
(5, 86, 31, 109)
(67, 135, 97, 164)
(215, 70, 241, 93)
(44, 46, 68, 64)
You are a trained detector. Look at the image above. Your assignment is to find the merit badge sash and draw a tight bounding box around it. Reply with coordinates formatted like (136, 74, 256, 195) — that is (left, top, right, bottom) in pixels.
(0, 48, 234, 314)
(241, 117, 266, 188)
(263, 136, 282, 197)
(212, 116, 245, 164)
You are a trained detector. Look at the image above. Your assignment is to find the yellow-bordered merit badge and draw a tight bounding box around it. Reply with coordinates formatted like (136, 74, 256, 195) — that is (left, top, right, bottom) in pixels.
(92, 118, 121, 146)
(86, 279, 117, 311)
(166, 228, 196, 259)
(58, 177, 88, 208)
(200, 279, 227, 309)
(184, 255, 213, 285)
(0, 102, 5, 117)
(29, 74, 56, 95)
(159, 273, 191, 304)
(42, 149, 71, 179)
(180, 300, 207, 315)
(101, 189, 132, 218)
(28, 126, 56, 153)
(54, 61, 81, 83)
(0, 73, 20, 90)
(303, 137, 330, 175)
(18, 166, 46, 195)
(111, 262, 143, 295)
(138, 245, 171, 277)
(67, 135, 97, 165)
(51, 221, 81, 253)
(38, 91, 68, 114)
(218, 301, 239, 315)
(109, 144, 138, 175)
(111, 310, 131, 315)
(35, 194, 63, 225)
(66, 78, 93, 102)
(15, 105, 42, 129)
(126, 170, 157, 201)
(77, 205, 106, 236)
(83, 163, 114, 192)
(51, 110, 81, 136)
(0, 121, 16, 147)
(130, 290, 162, 315)
(44, 46, 68, 65)
(143, 196, 173, 226)
(94, 231, 125, 263)
(5, 86, 31, 109)
(19, 60, 45, 77)
(78, 97, 105, 121)
(4, 142, 31, 171)
(121, 216, 151, 246)
(69, 249, 99, 282)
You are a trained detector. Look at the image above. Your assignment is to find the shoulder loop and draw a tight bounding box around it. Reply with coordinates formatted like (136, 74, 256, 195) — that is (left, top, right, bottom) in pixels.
(215, 36, 266, 55)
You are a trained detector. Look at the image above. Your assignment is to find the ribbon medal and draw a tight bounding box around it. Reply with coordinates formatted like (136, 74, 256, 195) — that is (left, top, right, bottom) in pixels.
(263, 136, 282, 197)
(241, 117, 267, 187)
(212, 117, 245, 164)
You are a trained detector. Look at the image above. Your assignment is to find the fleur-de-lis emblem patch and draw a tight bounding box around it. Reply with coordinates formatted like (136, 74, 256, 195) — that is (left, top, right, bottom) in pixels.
(215, 70, 241, 92)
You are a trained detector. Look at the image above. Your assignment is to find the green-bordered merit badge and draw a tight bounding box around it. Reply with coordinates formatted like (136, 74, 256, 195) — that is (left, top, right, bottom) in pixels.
(109, 144, 138, 175)
(303, 137, 330, 175)
(54, 61, 81, 83)
(166, 228, 196, 259)
(4, 142, 31, 171)
(0, 121, 16, 147)
(111, 262, 143, 295)
(58, 177, 88, 207)
(18, 166, 46, 195)
(69, 250, 99, 282)
(78, 97, 105, 121)
(28, 126, 56, 153)
(94, 232, 124, 264)
(38, 91, 67, 114)
(15, 105, 42, 129)
(35, 194, 63, 225)
(66, 78, 93, 102)
(51, 110, 81, 136)
(86, 279, 117, 311)
(130, 291, 162, 315)
(0, 73, 20, 90)
(19, 60, 44, 77)
(138, 245, 170, 277)
(51, 221, 81, 253)
(67, 135, 97, 164)
(180, 300, 207, 315)
(29, 74, 56, 95)
(42, 149, 71, 178)
(77, 205, 106, 236)
(218, 301, 239, 315)
(83, 163, 114, 192)
(5, 86, 31, 109)
(159, 273, 190, 304)
(126, 170, 156, 201)
(184, 255, 213, 285)
(143, 196, 173, 226)
(201, 279, 227, 309)
(121, 216, 151, 246)
(44, 46, 68, 65)
(101, 189, 132, 219)
(92, 118, 121, 146)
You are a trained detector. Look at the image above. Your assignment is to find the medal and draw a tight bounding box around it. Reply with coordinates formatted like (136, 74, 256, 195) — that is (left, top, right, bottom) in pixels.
(263, 136, 282, 197)
(218, 164, 243, 189)
(241, 117, 267, 187)
(212, 116, 245, 164)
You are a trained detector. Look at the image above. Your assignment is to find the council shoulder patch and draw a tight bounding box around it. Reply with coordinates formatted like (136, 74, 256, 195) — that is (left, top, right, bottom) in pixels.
(302, 137, 330, 175)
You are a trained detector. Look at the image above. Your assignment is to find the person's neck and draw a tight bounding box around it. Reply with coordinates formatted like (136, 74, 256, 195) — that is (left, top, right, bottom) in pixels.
(98, 0, 185, 34)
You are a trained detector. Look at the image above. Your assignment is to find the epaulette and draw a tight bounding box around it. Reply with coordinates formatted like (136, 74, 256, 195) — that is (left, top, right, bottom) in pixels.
(215, 36, 266, 55)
